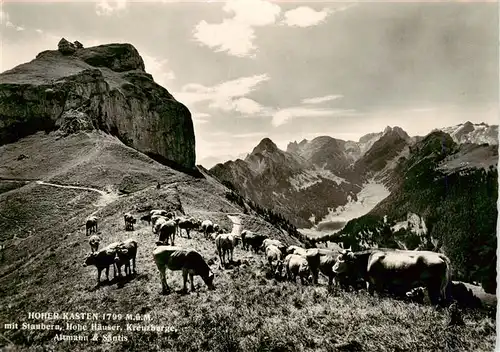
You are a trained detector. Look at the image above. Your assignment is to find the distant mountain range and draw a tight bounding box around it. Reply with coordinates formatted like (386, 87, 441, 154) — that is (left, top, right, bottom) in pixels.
(332, 129, 498, 293)
(208, 122, 498, 228)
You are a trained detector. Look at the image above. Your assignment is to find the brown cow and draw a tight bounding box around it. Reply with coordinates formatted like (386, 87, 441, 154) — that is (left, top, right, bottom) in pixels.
(333, 249, 451, 305)
(284, 254, 311, 285)
(83, 242, 119, 285)
(153, 246, 215, 294)
(114, 239, 138, 277)
(86, 215, 98, 235)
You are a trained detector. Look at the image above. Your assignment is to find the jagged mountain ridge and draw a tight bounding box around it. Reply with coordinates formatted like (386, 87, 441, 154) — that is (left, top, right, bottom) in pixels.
(440, 121, 498, 146)
(0, 38, 196, 169)
(211, 138, 361, 228)
(209, 122, 498, 228)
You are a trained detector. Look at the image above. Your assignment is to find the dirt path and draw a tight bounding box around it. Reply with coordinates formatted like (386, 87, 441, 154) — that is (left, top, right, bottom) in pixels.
(34, 180, 121, 209)
(227, 214, 243, 236)
(35, 180, 107, 195)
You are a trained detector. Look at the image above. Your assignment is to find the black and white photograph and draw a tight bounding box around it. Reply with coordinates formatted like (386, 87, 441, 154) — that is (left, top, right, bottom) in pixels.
(0, 0, 498, 350)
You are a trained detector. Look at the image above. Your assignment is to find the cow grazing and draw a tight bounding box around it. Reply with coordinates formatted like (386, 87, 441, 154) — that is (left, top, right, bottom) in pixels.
(177, 217, 198, 239)
(262, 239, 287, 255)
(86, 215, 98, 235)
(152, 215, 168, 233)
(153, 246, 215, 294)
(333, 249, 451, 305)
(88, 234, 101, 253)
(241, 231, 267, 253)
(114, 239, 138, 277)
(83, 242, 120, 285)
(316, 254, 339, 286)
(303, 248, 346, 286)
(284, 254, 311, 285)
(201, 220, 215, 239)
(124, 212, 137, 231)
(150, 210, 171, 230)
(266, 244, 284, 278)
(150, 209, 169, 217)
(215, 233, 240, 267)
(157, 220, 177, 246)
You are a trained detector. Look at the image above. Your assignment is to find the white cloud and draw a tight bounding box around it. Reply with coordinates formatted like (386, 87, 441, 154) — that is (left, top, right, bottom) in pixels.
(302, 94, 343, 104)
(271, 107, 356, 127)
(36, 29, 43, 34)
(223, 0, 281, 27)
(282, 7, 330, 28)
(210, 97, 264, 114)
(193, 0, 281, 57)
(175, 74, 269, 114)
(281, 4, 358, 28)
(193, 19, 256, 58)
(96, 0, 127, 16)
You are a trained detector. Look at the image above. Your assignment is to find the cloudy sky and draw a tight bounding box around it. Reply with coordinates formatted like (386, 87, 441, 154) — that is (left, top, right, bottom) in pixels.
(1, 0, 498, 167)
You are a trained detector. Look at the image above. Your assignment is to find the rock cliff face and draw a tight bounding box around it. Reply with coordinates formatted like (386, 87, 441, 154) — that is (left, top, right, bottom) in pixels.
(0, 39, 195, 169)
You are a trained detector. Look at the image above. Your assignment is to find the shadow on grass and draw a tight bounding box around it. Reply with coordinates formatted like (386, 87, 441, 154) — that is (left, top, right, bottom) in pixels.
(87, 272, 142, 291)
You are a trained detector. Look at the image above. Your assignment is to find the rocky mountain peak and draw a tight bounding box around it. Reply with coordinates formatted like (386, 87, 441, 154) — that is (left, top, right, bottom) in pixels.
(0, 40, 194, 169)
(458, 121, 475, 134)
(383, 126, 410, 141)
(252, 138, 279, 155)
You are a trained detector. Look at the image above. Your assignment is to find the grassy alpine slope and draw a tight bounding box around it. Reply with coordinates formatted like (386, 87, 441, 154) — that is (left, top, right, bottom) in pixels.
(0, 131, 496, 351)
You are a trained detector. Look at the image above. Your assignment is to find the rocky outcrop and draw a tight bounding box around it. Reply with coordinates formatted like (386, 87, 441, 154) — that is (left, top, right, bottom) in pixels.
(0, 39, 195, 169)
(58, 38, 77, 55)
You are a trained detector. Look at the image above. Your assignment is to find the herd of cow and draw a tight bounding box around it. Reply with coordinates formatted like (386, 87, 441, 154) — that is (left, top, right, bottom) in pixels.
(81, 209, 480, 308)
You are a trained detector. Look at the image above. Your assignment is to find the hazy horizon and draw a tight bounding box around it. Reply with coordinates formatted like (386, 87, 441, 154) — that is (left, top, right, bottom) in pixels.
(1, 0, 498, 167)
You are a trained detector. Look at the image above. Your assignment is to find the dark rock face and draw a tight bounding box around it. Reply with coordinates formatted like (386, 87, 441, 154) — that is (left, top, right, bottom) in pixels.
(75, 43, 145, 72)
(58, 38, 76, 55)
(0, 40, 195, 169)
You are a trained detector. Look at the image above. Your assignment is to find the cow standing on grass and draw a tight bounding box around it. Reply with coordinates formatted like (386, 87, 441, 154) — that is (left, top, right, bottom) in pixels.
(177, 217, 199, 239)
(333, 249, 451, 305)
(266, 244, 284, 278)
(88, 234, 101, 253)
(262, 239, 287, 256)
(201, 220, 215, 239)
(284, 254, 312, 285)
(157, 219, 178, 246)
(86, 215, 98, 235)
(83, 242, 119, 285)
(153, 246, 215, 294)
(114, 239, 138, 277)
(241, 230, 267, 253)
(124, 212, 136, 231)
(215, 233, 240, 267)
